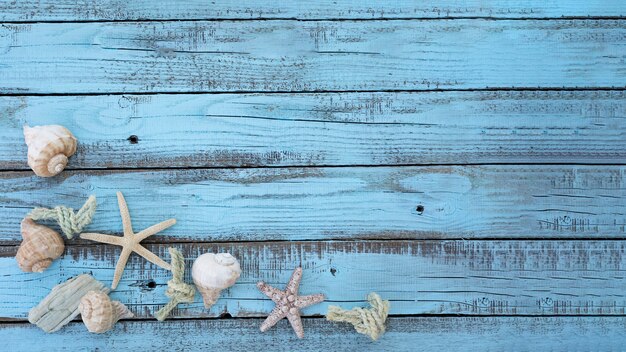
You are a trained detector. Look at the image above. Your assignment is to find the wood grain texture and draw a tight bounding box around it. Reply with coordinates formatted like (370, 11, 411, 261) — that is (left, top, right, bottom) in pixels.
(0, 20, 624, 94)
(2, 317, 626, 351)
(2, 91, 626, 169)
(2, 165, 625, 242)
(1, 0, 625, 21)
(2, 240, 626, 320)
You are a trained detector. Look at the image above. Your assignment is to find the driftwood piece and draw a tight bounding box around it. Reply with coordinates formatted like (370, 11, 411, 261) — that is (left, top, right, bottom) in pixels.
(28, 274, 109, 333)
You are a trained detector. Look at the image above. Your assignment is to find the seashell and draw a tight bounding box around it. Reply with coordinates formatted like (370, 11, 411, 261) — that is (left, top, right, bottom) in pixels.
(192, 253, 241, 309)
(29, 274, 109, 333)
(16, 218, 65, 273)
(79, 291, 134, 333)
(23, 124, 77, 177)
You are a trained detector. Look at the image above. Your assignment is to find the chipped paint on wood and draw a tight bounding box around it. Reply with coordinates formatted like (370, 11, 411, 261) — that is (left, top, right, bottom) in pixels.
(1, 240, 625, 319)
(1, 0, 625, 21)
(2, 317, 626, 351)
(0, 166, 625, 242)
(0, 20, 624, 93)
(1, 91, 625, 169)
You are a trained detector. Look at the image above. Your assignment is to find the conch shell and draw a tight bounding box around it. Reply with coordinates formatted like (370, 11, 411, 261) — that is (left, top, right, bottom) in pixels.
(16, 218, 65, 272)
(23, 124, 77, 177)
(79, 291, 134, 333)
(192, 253, 241, 309)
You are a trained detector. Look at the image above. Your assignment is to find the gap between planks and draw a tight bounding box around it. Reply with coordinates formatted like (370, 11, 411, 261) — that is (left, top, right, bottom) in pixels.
(2, 16, 626, 25)
(1, 87, 625, 97)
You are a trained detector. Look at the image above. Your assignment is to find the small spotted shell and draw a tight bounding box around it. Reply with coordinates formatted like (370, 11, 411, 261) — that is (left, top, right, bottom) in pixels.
(16, 218, 64, 273)
(79, 291, 133, 333)
(23, 124, 77, 177)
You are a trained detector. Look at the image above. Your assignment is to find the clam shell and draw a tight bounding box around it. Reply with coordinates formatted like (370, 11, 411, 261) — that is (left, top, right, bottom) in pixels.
(16, 218, 64, 272)
(79, 291, 133, 333)
(23, 124, 77, 177)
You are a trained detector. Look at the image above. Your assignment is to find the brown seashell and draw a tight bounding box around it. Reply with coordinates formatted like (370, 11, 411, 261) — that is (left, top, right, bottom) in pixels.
(16, 218, 64, 272)
(79, 291, 133, 333)
(23, 124, 77, 177)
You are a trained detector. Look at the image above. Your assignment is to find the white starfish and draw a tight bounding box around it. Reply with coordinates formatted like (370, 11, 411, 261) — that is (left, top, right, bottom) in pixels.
(80, 192, 175, 290)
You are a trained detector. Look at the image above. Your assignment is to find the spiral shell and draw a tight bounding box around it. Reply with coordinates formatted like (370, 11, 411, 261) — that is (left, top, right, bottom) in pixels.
(16, 218, 65, 272)
(79, 291, 133, 333)
(23, 124, 77, 177)
(192, 253, 241, 309)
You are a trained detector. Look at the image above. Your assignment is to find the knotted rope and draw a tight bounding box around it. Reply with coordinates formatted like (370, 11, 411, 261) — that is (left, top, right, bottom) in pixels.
(156, 248, 196, 321)
(28, 195, 97, 239)
(326, 292, 390, 341)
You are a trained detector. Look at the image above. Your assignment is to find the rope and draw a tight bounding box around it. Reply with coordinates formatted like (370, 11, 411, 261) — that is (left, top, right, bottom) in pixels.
(156, 248, 196, 321)
(326, 292, 390, 341)
(28, 195, 97, 239)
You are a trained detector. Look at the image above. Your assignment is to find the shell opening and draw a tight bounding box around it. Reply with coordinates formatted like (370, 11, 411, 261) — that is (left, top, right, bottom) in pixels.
(31, 259, 53, 273)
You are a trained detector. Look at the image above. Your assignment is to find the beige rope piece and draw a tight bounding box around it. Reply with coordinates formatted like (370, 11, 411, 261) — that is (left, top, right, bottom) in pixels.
(156, 248, 196, 321)
(326, 292, 390, 341)
(28, 195, 97, 239)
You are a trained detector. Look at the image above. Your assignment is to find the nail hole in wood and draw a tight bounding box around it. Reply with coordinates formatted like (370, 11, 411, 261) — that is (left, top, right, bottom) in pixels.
(127, 135, 139, 144)
(147, 280, 156, 289)
(330, 267, 337, 276)
(416, 205, 424, 214)
(220, 312, 232, 319)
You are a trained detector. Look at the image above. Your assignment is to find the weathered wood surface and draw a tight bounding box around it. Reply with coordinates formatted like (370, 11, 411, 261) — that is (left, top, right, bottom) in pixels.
(1, 166, 625, 243)
(2, 91, 626, 169)
(2, 240, 626, 320)
(2, 1, 625, 21)
(3, 317, 626, 351)
(1, 20, 624, 94)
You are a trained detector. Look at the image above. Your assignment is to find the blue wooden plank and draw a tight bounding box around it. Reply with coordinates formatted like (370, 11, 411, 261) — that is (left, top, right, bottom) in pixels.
(0, 20, 624, 93)
(1, 240, 625, 320)
(2, 91, 625, 169)
(1, 0, 625, 21)
(1, 166, 625, 242)
(2, 317, 626, 351)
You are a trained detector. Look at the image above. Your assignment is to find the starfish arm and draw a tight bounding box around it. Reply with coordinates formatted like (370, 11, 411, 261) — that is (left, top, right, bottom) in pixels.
(117, 192, 134, 236)
(134, 244, 172, 271)
(295, 293, 325, 309)
(286, 267, 303, 296)
(256, 282, 285, 303)
(111, 246, 133, 290)
(80, 233, 124, 246)
(287, 312, 305, 339)
(259, 307, 287, 333)
(135, 219, 176, 241)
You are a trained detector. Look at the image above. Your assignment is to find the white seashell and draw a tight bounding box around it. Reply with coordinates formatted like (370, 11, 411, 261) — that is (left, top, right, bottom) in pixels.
(29, 274, 109, 333)
(192, 253, 241, 309)
(23, 124, 77, 177)
(16, 218, 65, 272)
(79, 291, 134, 333)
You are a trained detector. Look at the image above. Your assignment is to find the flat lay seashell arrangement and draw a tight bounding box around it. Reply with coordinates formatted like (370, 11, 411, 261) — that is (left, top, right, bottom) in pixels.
(17, 124, 388, 339)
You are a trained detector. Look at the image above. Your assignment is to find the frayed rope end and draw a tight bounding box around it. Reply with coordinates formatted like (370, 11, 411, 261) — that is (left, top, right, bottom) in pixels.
(327, 292, 390, 341)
